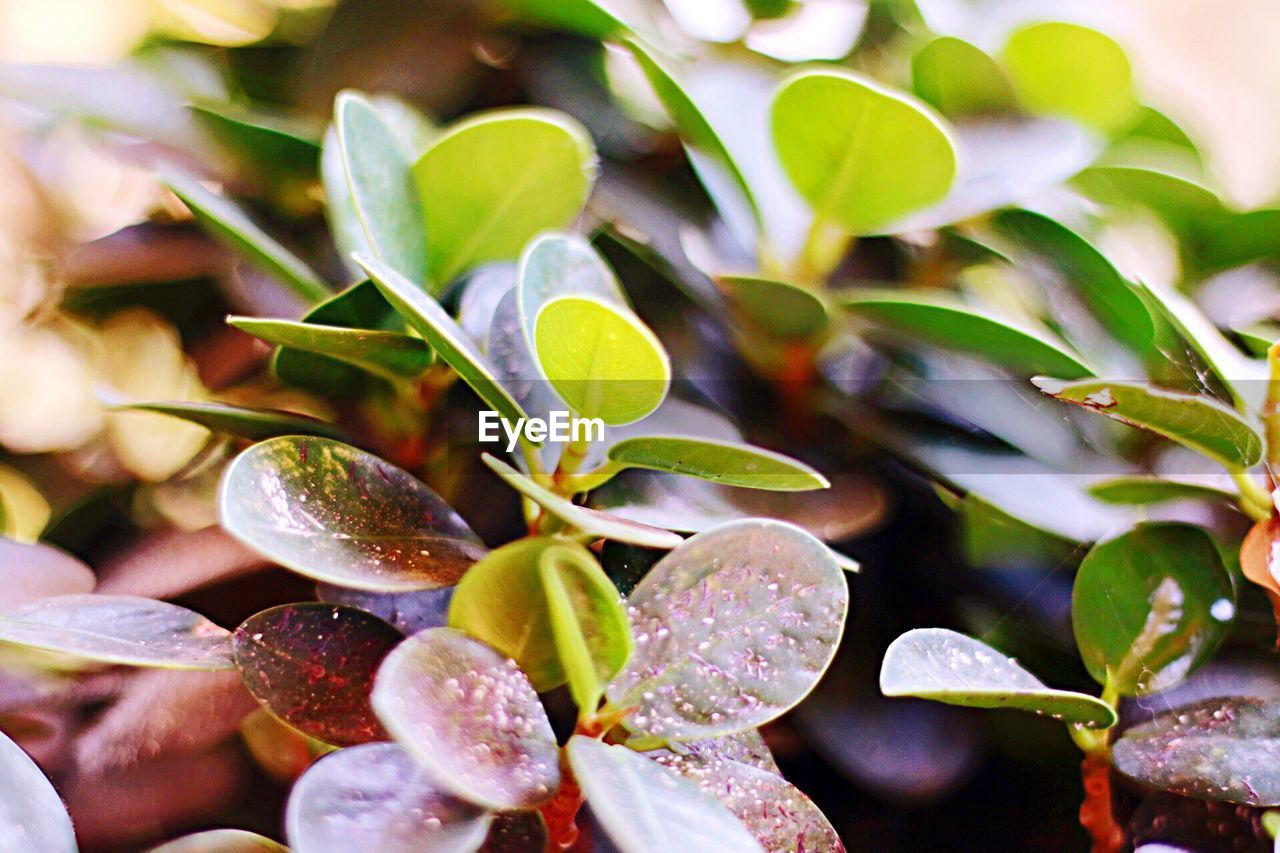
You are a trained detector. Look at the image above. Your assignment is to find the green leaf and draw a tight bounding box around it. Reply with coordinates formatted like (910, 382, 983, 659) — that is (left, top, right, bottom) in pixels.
(539, 543, 633, 712)
(880, 628, 1116, 727)
(219, 436, 486, 592)
(448, 536, 566, 691)
(0, 594, 233, 669)
(912, 36, 1016, 118)
(1234, 321, 1280, 358)
(653, 745, 841, 851)
(481, 455, 683, 549)
(150, 829, 288, 852)
(624, 38, 760, 245)
(495, 0, 637, 38)
(335, 91, 431, 291)
(356, 254, 532, 433)
(162, 167, 329, 303)
(606, 436, 828, 491)
(533, 295, 671, 426)
(322, 125, 372, 279)
(843, 289, 1094, 379)
(0, 728, 76, 852)
(771, 68, 957, 234)
(191, 102, 321, 186)
(1112, 697, 1280, 806)
(1001, 22, 1137, 131)
(117, 400, 347, 442)
(517, 232, 628, 353)
(718, 274, 828, 339)
(1073, 522, 1235, 696)
(608, 519, 846, 742)
(1087, 476, 1237, 506)
(372, 627, 561, 810)
(231, 316, 432, 382)
(286, 742, 492, 852)
(233, 603, 402, 746)
(415, 108, 597, 287)
(271, 279, 405, 397)
(566, 736, 764, 853)
(991, 208, 1155, 355)
(1032, 378, 1263, 471)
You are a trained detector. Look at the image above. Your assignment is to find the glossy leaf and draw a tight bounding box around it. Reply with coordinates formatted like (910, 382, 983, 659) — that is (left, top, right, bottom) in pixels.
(118, 400, 346, 442)
(608, 519, 847, 741)
(624, 38, 760, 245)
(844, 290, 1093, 379)
(0, 728, 76, 852)
(653, 747, 841, 851)
(192, 102, 321, 185)
(415, 108, 597, 287)
(718, 274, 828, 339)
(162, 167, 328, 303)
(219, 436, 486, 592)
(539, 543, 633, 712)
(335, 91, 430, 290)
(481, 455, 683, 549)
(912, 36, 1016, 118)
(534, 295, 671, 426)
(567, 736, 763, 853)
(317, 584, 453, 636)
(0, 594, 233, 669)
(1032, 378, 1263, 471)
(231, 316, 433, 382)
(371, 628, 561, 810)
(992, 208, 1155, 354)
(150, 828, 287, 852)
(233, 603, 402, 746)
(517, 232, 627, 355)
(1073, 522, 1235, 695)
(286, 741, 492, 853)
(271, 279, 404, 397)
(771, 69, 956, 234)
(1113, 697, 1280, 806)
(606, 436, 828, 492)
(447, 536, 567, 691)
(880, 628, 1116, 727)
(496, 0, 637, 39)
(356, 254, 532, 432)
(1087, 476, 1236, 506)
(1002, 22, 1137, 131)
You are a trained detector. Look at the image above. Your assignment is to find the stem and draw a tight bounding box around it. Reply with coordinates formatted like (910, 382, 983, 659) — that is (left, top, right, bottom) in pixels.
(1232, 470, 1271, 522)
(551, 431, 593, 496)
(1265, 341, 1280, 468)
(795, 213, 852, 284)
(1069, 676, 1123, 852)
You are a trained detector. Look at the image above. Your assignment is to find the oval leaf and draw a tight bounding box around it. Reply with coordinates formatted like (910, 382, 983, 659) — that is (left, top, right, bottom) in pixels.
(1002, 22, 1136, 131)
(414, 108, 597, 287)
(162, 167, 328, 303)
(1033, 378, 1263, 471)
(1112, 697, 1280, 806)
(231, 317, 432, 382)
(771, 69, 956, 234)
(539, 543, 633, 713)
(118, 400, 346, 442)
(356, 253, 532, 433)
(0, 728, 75, 852)
(0, 594, 232, 669)
(517, 232, 627, 356)
(653, 748, 842, 852)
(150, 829, 287, 852)
(566, 736, 763, 853)
(0, 538, 95, 612)
(880, 628, 1116, 728)
(912, 36, 1016, 118)
(718, 274, 828, 340)
(219, 436, 486, 592)
(608, 519, 847, 742)
(481, 454, 683, 549)
(606, 436, 828, 492)
(372, 627, 561, 810)
(286, 741, 492, 853)
(533, 295, 670, 426)
(1087, 476, 1236, 506)
(1073, 522, 1235, 696)
(844, 289, 1094, 379)
(335, 91, 430, 290)
(233, 603, 402, 746)
(317, 584, 453, 636)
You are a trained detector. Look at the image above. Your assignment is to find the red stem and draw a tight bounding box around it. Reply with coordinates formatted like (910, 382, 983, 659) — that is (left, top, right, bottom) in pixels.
(1079, 752, 1124, 853)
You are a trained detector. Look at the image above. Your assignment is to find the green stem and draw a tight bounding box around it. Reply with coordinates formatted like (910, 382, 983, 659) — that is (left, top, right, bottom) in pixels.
(1232, 470, 1271, 522)
(795, 213, 852, 285)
